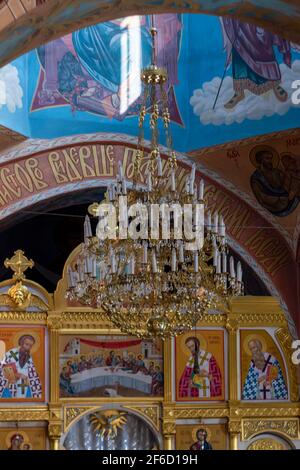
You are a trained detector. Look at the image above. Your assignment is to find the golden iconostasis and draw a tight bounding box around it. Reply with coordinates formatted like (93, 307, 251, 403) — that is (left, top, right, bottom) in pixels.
(0, 250, 299, 450)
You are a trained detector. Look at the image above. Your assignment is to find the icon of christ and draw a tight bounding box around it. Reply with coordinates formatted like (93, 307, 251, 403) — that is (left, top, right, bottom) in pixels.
(0, 335, 42, 399)
(179, 336, 222, 398)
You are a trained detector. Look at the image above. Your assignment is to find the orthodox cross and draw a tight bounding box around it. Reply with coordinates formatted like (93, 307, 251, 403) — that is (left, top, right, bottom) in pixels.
(262, 355, 273, 373)
(259, 384, 271, 400)
(18, 379, 28, 395)
(199, 352, 209, 366)
(4, 250, 34, 280)
(8, 350, 18, 361)
(201, 381, 209, 397)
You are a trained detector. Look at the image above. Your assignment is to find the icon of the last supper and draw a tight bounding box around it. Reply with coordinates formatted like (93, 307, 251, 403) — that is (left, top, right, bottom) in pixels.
(59, 335, 164, 398)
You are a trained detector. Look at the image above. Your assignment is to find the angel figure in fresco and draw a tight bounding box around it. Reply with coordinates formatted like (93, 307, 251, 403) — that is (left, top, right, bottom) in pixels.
(179, 337, 222, 399)
(242, 339, 288, 400)
(0, 335, 42, 399)
(221, 17, 292, 109)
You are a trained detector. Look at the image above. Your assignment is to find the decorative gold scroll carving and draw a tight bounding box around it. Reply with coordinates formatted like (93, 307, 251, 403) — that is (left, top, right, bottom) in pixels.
(173, 408, 229, 419)
(163, 422, 176, 435)
(64, 407, 96, 431)
(48, 424, 63, 438)
(0, 311, 47, 323)
(228, 420, 241, 434)
(247, 438, 286, 450)
(124, 405, 160, 431)
(242, 418, 299, 440)
(0, 409, 49, 421)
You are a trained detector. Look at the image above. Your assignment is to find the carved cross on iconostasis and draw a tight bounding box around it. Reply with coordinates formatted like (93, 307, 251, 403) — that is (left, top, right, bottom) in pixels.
(4, 250, 34, 280)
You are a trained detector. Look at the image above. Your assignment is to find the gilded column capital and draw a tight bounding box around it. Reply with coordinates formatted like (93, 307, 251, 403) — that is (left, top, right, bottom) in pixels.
(48, 423, 63, 439)
(163, 421, 176, 436)
(226, 317, 239, 333)
(47, 312, 62, 329)
(228, 419, 242, 434)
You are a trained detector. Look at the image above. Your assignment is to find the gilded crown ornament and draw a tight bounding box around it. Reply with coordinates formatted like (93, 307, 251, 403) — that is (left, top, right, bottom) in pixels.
(66, 18, 244, 338)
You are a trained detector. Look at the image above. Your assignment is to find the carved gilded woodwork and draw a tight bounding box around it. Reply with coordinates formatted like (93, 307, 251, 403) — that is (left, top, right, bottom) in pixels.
(0, 257, 299, 450)
(0, 408, 49, 421)
(228, 420, 242, 434)
(163, 422, 176, 435)
(247, 439, 286, 450)
(0, 311, 47, 324)
(64, 404, 160, 434)
(242, 418, 299, 440)
(64, 407, 93, 432)
(172, 407, 229, 419)
(124, 405, 160, 431)
(48, 423, 63, 439)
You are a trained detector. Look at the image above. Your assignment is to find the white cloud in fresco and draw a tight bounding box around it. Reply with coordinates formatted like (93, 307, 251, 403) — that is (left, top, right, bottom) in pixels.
(190, 60, 300, 126)
(0, 64, 23, 113)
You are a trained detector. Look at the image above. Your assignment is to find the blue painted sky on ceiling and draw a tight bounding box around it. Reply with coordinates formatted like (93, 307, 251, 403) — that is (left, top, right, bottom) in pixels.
(1, 13, 300, 151)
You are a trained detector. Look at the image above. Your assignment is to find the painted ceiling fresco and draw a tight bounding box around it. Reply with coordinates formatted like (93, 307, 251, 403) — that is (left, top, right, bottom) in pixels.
(2, 13, 300, 151)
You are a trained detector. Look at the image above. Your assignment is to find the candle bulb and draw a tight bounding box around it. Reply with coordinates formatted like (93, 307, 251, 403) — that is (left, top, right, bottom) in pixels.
(92, 258, 97, 278)
(79, 264, 85, 282)
(207, 211, 212, 231)
(147, 172, 152, 192)
(152, 251, 157, 273)
(84, 257, 89, 274)
(171, 248, 176, 272)
(108, 184, 113, 201)
(143, 242, 148, 264)
(111, 253, 116, 274)
(237, 261, 242, 282)
(194, 252, 199, 273)
(216, 253, 221, 274)
(230, 256, 235, 278)
(222, 252, 227, 273)
(88, 255, 93, 274)
(157, 154, 163, 176)
(179, 242, 184, 263)
(213, 247, 218, 267)
(220, 216, 226, 237)
(68, 267, 75, 288)
(122, 178, 127, 195)
(84, 220, 88, 241)
(199, 179, 204, 200)
(98, 264, 103, 281)
(131, 255, 135, 275)
(111, 184, 116, 201)
(118, 161, 123, 180)
(185, 176, 190, 194)
(190, 163, 196, 194)
(85, 215, 92, 238)
(171, 169, 176, 191)
(214, 212, 219, 233)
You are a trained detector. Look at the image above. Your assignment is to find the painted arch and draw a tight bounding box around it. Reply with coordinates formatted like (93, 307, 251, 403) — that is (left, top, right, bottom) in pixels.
(2, 1, 300, 68)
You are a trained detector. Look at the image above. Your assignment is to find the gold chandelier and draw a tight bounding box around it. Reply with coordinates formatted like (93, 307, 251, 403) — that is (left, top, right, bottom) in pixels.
(66, 22, 244, 338)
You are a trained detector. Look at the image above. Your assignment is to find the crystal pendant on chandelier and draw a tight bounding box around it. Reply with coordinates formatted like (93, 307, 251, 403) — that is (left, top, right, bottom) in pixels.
(66, 20, 244, 338)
